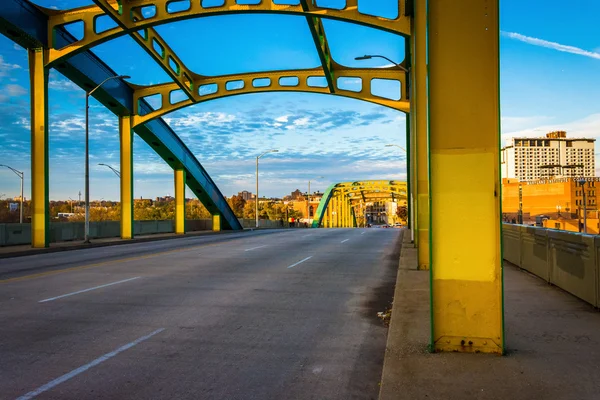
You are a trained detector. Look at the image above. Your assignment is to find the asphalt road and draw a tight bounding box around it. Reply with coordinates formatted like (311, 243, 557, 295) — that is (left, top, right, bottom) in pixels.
(0, 228, 402, 400)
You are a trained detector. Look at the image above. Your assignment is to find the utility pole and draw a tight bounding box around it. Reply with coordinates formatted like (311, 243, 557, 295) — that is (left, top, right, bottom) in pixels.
(580, 179, 588, 234)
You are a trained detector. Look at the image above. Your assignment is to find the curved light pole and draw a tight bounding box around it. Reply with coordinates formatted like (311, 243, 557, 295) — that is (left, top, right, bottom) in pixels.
(355, 55, 408, 72)
(0, 164, 24, 223)
(307, 176, 324, 222)
(85, 75, 130, 243)
(255, 149, 279, 228)
(98, 163, 121, 178)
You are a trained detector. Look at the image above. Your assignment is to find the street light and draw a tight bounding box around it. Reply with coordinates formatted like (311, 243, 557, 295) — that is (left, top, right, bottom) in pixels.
(355, 55, 409, 73)
(255, 149, 279, 228)
(308, 176, 325, 222)
(0, 164, 24, 223)
(385, 143, 407, 153)
(98, 163, 121, 178)
(84, 74, 130, 243)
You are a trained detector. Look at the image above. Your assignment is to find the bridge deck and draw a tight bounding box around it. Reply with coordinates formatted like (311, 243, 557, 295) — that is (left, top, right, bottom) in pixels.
(380, 241, 600, 400)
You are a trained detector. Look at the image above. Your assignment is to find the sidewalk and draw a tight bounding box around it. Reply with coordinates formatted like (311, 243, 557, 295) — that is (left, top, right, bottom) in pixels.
(0, 229, 242, 259)
(379, 234, 600, 399)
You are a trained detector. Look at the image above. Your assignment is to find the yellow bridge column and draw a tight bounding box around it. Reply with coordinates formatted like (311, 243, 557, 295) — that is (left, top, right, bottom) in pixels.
(414, 0, 430, 269)
(174, 169, 185, 235)
(342, 197, 348, 227)
(119, 116, 134, 240)
(328, 202, 333, 228)
(336, 197, 342, 227)
(212, 214, 221, 232)
(409, 25, 418, 246)
(29, 49, 49, 248)
(428, 0, 503, 354)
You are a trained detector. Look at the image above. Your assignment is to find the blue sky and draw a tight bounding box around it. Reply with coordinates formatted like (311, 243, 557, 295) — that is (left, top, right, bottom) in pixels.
(1, 0, 600, 201)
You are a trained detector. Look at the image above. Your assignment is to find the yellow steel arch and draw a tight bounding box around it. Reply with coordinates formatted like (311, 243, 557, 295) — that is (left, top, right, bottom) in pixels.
(313, 180, 408, 228)
(131, 65, 409, 127)
(46, 0, 411, 66)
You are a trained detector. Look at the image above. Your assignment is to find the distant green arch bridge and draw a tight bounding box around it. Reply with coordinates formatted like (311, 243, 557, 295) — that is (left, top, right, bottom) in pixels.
(311, 180, 407, 228)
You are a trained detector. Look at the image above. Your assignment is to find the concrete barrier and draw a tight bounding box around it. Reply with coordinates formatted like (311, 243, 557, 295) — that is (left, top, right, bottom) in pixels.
(502, 223, 521, 266)
(187, 219, 212, 231)
(503, 223, 599, 308)
(520, 225, 550, 282)
(237, 219, 285, 229)
(547, 230, 597, 306)
(0, 218, 288, 246)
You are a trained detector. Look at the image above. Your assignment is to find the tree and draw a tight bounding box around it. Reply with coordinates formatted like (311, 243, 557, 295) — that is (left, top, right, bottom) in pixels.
(243, 200, 256, 219)
(397, 205, 408, 224)
(227, 195, 246, 218)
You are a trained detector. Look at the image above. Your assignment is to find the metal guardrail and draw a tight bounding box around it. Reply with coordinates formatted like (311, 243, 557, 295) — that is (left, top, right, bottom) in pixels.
(503, 223, 600, 308)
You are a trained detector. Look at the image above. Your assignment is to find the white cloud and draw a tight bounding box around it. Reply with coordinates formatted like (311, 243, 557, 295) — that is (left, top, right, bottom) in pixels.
(164, 112, 236, 127)
(502, 31, 600, 60)
(502, 113, 600, 142)
(48, 78, 81, 92)
(501, 115, 555, 133)
(0, 55, 21, 77)
(5, 84, 26, 96)
(275, 115, 289, 123)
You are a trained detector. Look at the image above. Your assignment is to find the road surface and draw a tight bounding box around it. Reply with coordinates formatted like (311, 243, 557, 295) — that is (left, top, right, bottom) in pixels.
(0, 228, 402, 400)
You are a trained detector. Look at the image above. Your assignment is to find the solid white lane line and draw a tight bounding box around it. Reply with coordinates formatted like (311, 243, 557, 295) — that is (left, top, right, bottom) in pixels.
(15, 328, 165, 400)
(244, 245, 267, 252)
(287, 256, 313, 269)
(39, 277, 141, 303)
(341, 239, 350, 243)
(361, 232, 366, 235)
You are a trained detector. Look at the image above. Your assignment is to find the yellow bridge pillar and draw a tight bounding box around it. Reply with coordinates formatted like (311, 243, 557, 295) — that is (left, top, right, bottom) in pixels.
(428, 0, 503, 353)
(212, 214, 221, 232)
(414, 0, 430, 270)
(328, 202, 333, 228)
(342, 196, 348, 227)
(174, 169, 185, 235)
(29, 49, 49, 248)
(119, 116, 134, 240)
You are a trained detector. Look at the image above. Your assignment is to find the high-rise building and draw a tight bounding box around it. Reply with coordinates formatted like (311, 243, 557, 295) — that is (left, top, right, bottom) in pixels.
(501, 131, 595, 181)
(237, 191, 254, 201)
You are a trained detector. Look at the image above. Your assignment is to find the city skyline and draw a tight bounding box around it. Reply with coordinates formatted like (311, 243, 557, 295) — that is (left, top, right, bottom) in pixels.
(1, 0, 600, 201)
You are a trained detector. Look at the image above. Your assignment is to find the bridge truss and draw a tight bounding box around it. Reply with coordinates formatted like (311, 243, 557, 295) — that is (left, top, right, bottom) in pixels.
(1, 0, 505, 355)
(312, 180, 407, 228)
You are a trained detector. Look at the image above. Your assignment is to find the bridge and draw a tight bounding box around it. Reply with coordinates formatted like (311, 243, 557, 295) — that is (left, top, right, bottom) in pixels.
(311, 180, 407, 228)
(1, 0, 502, 358)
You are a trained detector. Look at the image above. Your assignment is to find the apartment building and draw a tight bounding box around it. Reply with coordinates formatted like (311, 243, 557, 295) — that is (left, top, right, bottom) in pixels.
(501, 131, 595, 181)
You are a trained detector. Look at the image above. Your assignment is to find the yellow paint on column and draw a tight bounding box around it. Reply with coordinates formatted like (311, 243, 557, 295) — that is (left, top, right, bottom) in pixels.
(342, 197, 347, 227)
(174, 169, 186, 235)
(409, 19, 418, 246)
(119, 116, 134, 240)
(414, 0, 430, 269)
(335, 197, 340, 227)
(328, 203, 333, 228)
(29, 49, 49, 248)
(428, 0, 503, 354)
(212, 214, 221, 232)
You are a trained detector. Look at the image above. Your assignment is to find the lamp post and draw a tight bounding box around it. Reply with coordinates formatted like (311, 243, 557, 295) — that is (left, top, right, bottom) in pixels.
(0, 164, 24, 223)
(355, 55, 409, 73)
(255, 149, 279, 228)
(579, 179, 588, 234)
(307, 176, 324, 224)
(69, 197, 75, 213)
(98, 163, 120, 178)
(84, 75, 130, 243)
